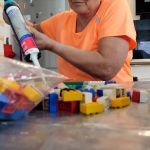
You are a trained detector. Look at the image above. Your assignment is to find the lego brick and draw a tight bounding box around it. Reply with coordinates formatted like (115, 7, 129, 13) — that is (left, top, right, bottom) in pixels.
(62, 90, 83, 101)
(9, 110, 28, 120)
(126, 91, 131, 99)
(63, 82, 83, 89)
(132, 90, 140, 103)
(140, 90, 149, 103)
(105, 81, 116, 85)
(116, 88, 126, 98)
(111, 97, 131, 108)
(82, 92, 93, 103)
(103, 89, 116, 99)
(0, 94, 9, 111)
(49, 93, 58, 113)
(60, 88, 74, 97)
(97, 96, 111, 111)
(22, 85, 42, 104)
(58, 101, 79, 113)
(0, 78, 20, 92)
(80, 102, 104, 115)
(92, 96, 98, 102)
(15, 96, 34, 111)
(97, 89, 103, 97)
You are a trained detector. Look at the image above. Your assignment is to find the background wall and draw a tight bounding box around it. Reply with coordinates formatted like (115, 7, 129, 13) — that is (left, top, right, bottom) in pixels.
(126, 0, 140, 20)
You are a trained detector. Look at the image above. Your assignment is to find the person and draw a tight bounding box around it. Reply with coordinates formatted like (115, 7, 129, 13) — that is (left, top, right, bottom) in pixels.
(6, 0, 137, 83)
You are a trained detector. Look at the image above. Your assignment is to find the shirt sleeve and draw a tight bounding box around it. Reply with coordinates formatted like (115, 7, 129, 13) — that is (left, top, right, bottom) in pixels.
(40, 12, 64, 40)
(97, 0, 136, 50)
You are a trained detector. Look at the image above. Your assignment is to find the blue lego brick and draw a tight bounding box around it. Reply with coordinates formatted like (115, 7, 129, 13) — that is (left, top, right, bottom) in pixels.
(126, 91, 131, 99)
(97, 89, 103, 97)
(0, 112, 8, 120)
(9, 110, 28, 120)
(49, 93, 58, 113)
(0, 110, 28, 120)
(75, 85, 83, 90)
(105, 81, 116, 85)
(0, 94, 9, 111)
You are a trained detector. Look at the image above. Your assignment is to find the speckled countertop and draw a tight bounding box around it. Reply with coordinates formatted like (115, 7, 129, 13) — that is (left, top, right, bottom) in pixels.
(0, 81, 150, 150)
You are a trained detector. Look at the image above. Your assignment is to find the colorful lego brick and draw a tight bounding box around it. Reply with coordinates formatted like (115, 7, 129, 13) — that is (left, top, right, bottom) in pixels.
(49, 93, 58, 113)
(126, 91, 131, 99)
(132, 90, 149, 103)
(97, 89, 103, 97)
(9, 110, 28, 120)
(111, 96, 131, 108)
(64, 82, 83, 89)
(132, 90, 140, 103)
(60, 88, 73, 97)
(22, 85, 42, 104)
(116, 87, 126, 98)
(105, 81, 116, 85)
(0, 112, 7, 120)
(58, 100, 79, 113)
(0, 94, 9, 111)
(62, 90, 83, 101)
(81, 92, 93, 103)
(0, 78, 20, 92)
(140, 90, 149, 103)
(97, 96, 111, 111)
(103, 89, 116, 99)
(16, 95, 34, 110)
(92, 96, 98, 102)
(80, 102, 104, 115)
(4, 88, 21, 103)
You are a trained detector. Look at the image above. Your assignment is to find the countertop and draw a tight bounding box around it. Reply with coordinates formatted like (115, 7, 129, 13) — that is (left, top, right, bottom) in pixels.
(0, 82, 150, 150)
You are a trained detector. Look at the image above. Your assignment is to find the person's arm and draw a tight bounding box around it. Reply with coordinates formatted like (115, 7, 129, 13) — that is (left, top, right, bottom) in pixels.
(50, 37, 129, 80)
(29, 27, 129, 80)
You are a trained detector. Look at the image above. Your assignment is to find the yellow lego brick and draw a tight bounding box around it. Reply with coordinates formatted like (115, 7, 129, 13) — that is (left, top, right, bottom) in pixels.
(62, 90, 83, 101)
(80, 102, 104, 115)
(22, 85, 42, 104)
(0, 78, 20, 92)
(111, 96, 131, 108)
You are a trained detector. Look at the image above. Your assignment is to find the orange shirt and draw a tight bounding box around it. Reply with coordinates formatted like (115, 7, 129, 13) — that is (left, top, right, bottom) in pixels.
(40, 0, 136, 83)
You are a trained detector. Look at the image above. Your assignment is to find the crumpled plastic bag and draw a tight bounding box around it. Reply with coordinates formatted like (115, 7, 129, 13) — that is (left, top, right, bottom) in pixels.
(0, 57, 68, 120)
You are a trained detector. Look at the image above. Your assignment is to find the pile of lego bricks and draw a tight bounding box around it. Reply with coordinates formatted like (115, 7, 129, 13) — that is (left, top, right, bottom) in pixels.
(45, 81, 149, 115)
(0, 77, 42, 120)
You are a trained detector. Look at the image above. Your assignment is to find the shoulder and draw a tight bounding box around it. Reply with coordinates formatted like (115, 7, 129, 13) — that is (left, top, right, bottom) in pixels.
(98, 0, 129, 14)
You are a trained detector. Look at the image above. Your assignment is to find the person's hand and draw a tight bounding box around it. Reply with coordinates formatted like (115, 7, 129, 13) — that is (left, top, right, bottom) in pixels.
(27, 26, 52, 50)
(3, 11, 10, 24)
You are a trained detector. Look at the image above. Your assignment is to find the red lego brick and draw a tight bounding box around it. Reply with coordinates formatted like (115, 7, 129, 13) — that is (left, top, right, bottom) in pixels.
(58, 101, 79, 113)
(132, 90, 140, 103)
(92, 96, 98, 102)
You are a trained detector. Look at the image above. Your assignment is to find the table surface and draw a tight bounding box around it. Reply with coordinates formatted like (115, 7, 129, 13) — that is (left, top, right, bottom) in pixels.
(0, 82, 150, 150)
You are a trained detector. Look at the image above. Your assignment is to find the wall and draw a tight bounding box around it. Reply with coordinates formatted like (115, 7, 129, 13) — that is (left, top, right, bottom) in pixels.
(22, 0, 67, 70)
(126, 0, 140, 20)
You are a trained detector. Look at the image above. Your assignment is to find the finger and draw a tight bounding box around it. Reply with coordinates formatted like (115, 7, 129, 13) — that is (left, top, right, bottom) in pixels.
(3, 11, 10, 24)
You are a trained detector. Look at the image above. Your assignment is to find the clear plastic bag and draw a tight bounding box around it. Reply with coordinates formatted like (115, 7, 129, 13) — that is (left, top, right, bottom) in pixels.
(0, 57, 68, 120)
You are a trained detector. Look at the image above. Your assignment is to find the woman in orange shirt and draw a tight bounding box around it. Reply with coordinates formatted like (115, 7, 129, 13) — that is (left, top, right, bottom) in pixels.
(30, 0, 136, 83)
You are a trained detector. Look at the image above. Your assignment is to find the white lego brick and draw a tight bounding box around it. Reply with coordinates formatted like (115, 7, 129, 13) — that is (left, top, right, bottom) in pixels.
(103, 89, 116, 99)
(140, 90, 149, 103)
(97, 96, 111, 111)
(82, 92, 93, 103)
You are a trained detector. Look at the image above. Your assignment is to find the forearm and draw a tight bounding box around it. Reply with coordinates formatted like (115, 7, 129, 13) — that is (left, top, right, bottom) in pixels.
(47, 40, 114, 80)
